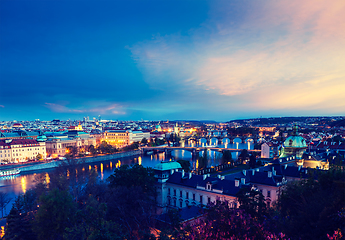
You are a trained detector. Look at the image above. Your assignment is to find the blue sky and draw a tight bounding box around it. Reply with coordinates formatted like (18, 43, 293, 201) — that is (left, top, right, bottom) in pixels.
(1, 0, 344, 121)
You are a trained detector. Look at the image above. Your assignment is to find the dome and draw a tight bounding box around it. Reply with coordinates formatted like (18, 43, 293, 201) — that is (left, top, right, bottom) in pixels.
(279, 125, 307, 159)
(154, 161, 182, 171)
(282, 136, 307, 148)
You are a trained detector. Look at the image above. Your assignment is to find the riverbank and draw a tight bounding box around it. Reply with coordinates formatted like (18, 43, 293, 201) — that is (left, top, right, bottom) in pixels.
(5, 150, 141, 173)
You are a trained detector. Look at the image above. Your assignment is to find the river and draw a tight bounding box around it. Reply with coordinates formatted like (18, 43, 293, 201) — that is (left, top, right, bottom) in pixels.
(0, 140, 253, 216)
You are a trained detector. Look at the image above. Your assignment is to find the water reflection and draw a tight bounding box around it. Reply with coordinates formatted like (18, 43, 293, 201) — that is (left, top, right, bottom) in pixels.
(45, 173, 50, 185)
(21, 177, 26, 194)
(0, 141, 253, 216)
(100, 163, 104, 180)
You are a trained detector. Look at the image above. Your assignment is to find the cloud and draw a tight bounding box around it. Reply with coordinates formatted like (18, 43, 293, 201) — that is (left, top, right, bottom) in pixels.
(44, 102, 126, 115)
(130, 0, 345, 115)
(0, 105, 4, 108)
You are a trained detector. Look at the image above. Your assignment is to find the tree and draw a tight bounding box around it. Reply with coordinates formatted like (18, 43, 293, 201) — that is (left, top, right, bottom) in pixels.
(177, 160, 191, 172)
(222, 150, 233, 165)
(238, 149, 249, 164)
(198, 150, 208, 170)
(106, 164, 156, 238)
(236, 187, 267, 221)
(0, 192, 11, 218)
(99, 141, 116, 154)
(276, 166, 345, 240)
(65, 145, 78, 158)
(64, 196, 125, 240)
(36, 153, 43, 161)
(105, 185, 155, 239)
(88, 144, 97, 156)
(159, 209, 183, 239)
(4, 189, 40, 240)
(107, 164, 155, 195)
(249, 154, 256, 168)
(33, 189, 76, 240)
(4, 206, 36, 240)
(141, 137, 148, 145)
(177, 201, 287, 240)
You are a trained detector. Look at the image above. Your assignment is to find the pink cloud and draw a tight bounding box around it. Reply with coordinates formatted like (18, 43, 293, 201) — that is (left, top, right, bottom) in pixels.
(44, 102, 126, 115)
(130, 0, 345, 114)
(0, 105, 4, 108)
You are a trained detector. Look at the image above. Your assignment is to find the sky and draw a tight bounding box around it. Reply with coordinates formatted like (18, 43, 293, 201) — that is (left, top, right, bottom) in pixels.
(1, 0, 345, 122)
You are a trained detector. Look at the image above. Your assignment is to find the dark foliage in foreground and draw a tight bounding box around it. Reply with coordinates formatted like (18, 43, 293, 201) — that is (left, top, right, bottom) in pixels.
(3, 162, 156, 240)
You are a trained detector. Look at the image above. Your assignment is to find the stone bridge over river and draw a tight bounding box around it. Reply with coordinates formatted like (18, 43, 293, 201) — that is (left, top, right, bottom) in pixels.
(142, 146, 260, 159)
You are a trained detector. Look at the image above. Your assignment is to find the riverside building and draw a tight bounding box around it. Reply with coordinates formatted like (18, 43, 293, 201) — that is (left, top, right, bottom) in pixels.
(0, 139, 46, 164)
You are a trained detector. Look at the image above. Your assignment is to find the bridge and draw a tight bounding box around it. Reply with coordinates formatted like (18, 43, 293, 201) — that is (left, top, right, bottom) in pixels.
(184, 135, 260, 144)
(142, 146, 260, 159)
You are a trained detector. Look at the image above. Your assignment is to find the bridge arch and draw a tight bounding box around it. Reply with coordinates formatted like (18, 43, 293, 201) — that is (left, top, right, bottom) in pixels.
(199, 138, 207, 146)
(210, 137, 218, 146)
(222, 138, 230, 144)
(233, 137, 242, 143)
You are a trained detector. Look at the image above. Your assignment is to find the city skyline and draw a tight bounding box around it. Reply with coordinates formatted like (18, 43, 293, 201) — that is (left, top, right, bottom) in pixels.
(1, 0, 345, 121)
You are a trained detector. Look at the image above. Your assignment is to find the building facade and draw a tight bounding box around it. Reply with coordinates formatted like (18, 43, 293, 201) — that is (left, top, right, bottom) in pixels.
(103, 130, 131, 147)
(0, 139, 46, 164)
(261, 142, 280, 158)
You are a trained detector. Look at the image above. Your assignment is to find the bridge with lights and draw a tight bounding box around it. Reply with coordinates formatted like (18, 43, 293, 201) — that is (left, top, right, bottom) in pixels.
(142, 146, 261, 159)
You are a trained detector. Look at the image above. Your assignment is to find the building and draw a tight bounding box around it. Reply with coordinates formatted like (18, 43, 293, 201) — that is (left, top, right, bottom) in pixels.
(45, 127, 96, 158)
(261, 142, 280, 158)
(0, 139, 46, 164)
(129, 131, 150, 143)
(154, 161, 243, 213)
(224, 168, 286, 207)
(103, 130, 131, 147)
(279, 125, 307, 159)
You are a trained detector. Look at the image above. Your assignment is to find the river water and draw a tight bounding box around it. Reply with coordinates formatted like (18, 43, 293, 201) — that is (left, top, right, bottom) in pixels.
(0, 140, 252, 216)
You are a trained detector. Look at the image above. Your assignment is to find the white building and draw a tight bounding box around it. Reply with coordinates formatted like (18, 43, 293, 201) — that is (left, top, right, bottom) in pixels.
(129, 131, 150, 143)
(0, 139, 46, 164)
(261, 142, 280, 158)
(154, 161, 242, 213)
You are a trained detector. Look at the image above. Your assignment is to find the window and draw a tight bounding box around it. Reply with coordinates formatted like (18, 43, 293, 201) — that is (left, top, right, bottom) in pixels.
(173, 189, 176, 196)
(180, 191, 182, 197)
(208, 197, 211, 204)
(186, 192, 189, 199)
(267, 190, 271, 198)
(193, 194, 195, 201)
(168, 188, 171, 195)
(200, 195, 203, 204)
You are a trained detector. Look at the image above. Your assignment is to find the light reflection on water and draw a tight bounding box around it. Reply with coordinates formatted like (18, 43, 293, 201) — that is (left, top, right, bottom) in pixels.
(0, 141, 252, 216)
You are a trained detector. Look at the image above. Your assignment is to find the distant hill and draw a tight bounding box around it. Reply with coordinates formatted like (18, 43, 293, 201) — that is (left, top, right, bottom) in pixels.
(174, 120, 218, 124)
(229, 116, 339, 125)
(329, 119, 345, 127)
